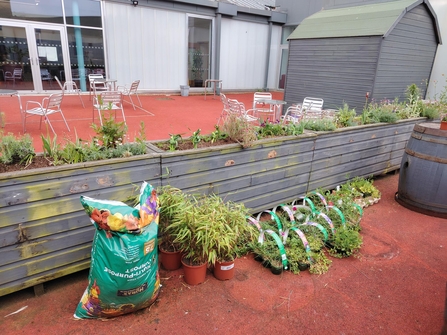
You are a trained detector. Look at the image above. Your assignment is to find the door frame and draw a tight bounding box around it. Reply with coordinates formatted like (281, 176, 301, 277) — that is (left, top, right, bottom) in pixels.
(0, 20, 71, 93)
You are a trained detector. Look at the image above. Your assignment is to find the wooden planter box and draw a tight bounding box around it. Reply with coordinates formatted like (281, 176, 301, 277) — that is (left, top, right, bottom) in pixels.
(0, 118, 423, 297)
(148, 133, 318, 214)
(0, 154, 161, 297)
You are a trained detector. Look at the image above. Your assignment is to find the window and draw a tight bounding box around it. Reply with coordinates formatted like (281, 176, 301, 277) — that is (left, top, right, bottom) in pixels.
(188, 17, 211, 88)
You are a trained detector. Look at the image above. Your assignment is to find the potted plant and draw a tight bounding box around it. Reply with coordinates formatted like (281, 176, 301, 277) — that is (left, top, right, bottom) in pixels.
(192, 48, 204, 87)
(441, 114, 447, 130)
(157, 186, 188, 271)
(166, 194, 209, 285)
(325, 225, 363, 258)
(200, 195, 252, 280)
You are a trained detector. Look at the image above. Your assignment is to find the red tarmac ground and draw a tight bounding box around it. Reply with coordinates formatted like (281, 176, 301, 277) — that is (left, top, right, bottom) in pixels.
(0, 91, 446, 335)
(0, 90, 282, 153)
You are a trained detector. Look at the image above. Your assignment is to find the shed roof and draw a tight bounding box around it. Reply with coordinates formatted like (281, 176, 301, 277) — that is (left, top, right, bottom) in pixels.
(288, 0, 440, 41)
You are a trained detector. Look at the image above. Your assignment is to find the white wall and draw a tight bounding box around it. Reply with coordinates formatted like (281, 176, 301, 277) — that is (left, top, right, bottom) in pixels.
(424, 0, 447, 99)
(102, 2, 289, 92)
(103, 3, 188, 92)
(267, 25, 282, 89)
(220, 18, 270, 90)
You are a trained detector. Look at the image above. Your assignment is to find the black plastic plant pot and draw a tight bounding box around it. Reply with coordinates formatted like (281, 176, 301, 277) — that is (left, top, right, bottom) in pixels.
(262, 260, 272, 268)
(298, 262, 309, 271)
(325, 241, 350, 257)
(270, 266, 283, 275)
(254, 254, 264, 262)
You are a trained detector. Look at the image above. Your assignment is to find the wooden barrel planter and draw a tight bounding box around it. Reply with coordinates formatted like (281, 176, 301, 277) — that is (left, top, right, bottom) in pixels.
(396, 122, 447, 218)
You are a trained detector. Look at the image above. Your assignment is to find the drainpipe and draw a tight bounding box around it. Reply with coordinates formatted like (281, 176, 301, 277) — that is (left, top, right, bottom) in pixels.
(72, 1, 86, 91)
(215, 13, 222, 94)
(264, 21, 272, 91)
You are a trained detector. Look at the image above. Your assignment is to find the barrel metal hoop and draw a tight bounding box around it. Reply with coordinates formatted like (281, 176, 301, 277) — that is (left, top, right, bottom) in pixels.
(411, 132, 447, 145)
(405, 148, 447, 164)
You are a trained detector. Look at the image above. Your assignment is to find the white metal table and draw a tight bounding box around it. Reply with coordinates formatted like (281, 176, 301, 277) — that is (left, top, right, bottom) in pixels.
(256, 99, 287, 122)
(204, 79, 222, 100)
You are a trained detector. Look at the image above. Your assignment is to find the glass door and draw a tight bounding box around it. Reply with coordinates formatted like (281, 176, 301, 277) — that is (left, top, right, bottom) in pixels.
(188, 16, 212, 88)
(0, 21, 69, 92)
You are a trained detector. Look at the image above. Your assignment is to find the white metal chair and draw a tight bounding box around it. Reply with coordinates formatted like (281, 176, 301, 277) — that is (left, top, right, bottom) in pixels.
(117, 80, 142, 110)
(54, 76, 85, 108)
(40, 68, 53, 88)
(93, 91, 126, 125)
(295, 97, 325, 120)
(253, 91, 275, 121)
(253, 91, 273, 110)
(4, 68, 22, 86)
(227, 98, 258, 123)
(88, 73, 108, 100)
(281, 105, 304, 124)
(22, 92, 69, 135)
(217, 93, 230, 125)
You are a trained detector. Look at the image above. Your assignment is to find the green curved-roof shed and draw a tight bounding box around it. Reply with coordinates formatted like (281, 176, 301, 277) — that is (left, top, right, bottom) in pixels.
(284, 0, 441, 111)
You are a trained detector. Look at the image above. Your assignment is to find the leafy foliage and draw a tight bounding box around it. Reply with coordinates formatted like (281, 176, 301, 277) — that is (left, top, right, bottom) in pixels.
(0, 131, 35, 166)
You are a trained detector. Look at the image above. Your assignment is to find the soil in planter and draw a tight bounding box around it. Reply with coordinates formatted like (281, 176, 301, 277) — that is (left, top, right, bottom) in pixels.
(0, 156, 52, 173)
(156, 138, 236, 151)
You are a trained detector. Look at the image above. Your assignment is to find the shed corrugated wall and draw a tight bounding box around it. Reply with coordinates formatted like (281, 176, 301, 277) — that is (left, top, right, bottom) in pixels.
(285, 1, 439, 111)
(285, 35, 380, 110)
(373, 5, 438, 100)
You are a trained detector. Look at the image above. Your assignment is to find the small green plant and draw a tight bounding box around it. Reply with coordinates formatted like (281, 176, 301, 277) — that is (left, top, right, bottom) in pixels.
(335, 103, 357, 127)
(207, 125, 228, 143)
(0, 131, 35, 166)
(41, 134, 63, 165)
(327, 225, 363, 258)
(60, 137, 88, 164)
(221, 112, 257, 148)
(168, 133, 182, 151)
(190, 128, 201, 149)
(420, 105, 440, 120)
(91, 114, 127, 149)
(301, 119, 337, 131)
(369, 108, 399, 123)
(406, 83, 421, 106)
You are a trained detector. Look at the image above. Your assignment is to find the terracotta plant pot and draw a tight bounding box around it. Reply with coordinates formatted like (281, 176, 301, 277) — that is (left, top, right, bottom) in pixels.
(213, 260, 235, 281)
(440, 121, 447, 130)
(181, 257, 207, 285)
(159, 247, 182, 271)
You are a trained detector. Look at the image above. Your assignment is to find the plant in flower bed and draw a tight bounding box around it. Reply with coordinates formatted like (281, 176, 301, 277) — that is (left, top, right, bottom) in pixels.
(247, 177, 381, 274)
(0, 131, 35, 167)
(0, 114, 147, 172)
(165, 189, 257, 267)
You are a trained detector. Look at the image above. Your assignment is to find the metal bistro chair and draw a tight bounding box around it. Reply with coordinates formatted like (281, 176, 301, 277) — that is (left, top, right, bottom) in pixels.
(217, 93, 230, 125)
(281, 105, 304, 124)
(88, 73, 108, 100)
(300, 97, 324, 120)
(40, 68, 53, 88)
(22, 92, 70, 135)
(117, 79, 142, 110)
(253, 91, 273, 110)
(4, 68, 22, 86)
(93, 91, 126, 126)
(253, 91, 275, 122)
(54, 76, 85, 108)
(227, 98, 258, 123)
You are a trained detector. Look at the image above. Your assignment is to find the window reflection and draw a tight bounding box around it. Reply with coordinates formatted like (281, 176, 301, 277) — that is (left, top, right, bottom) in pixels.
(66, 27, 105, 91)
(64, 0, 102, 28)
(0, 0, 64, 24)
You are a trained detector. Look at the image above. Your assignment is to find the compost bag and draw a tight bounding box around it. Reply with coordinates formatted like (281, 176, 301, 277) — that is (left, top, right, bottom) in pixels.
(74, 181, 160, 319)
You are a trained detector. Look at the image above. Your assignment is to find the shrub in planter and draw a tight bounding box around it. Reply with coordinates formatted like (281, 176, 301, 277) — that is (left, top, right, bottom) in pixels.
(326, 225, 363, 258)
(157, 186, 188, 253)
(0, 131, 35, 166)
(167, 192, 255, 281)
